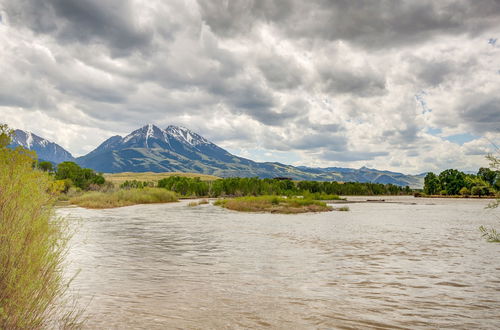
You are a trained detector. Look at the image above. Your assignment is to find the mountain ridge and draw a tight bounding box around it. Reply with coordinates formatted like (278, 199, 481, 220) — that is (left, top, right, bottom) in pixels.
(8, 129, 75, 164)
(8, 125, 424, 187)
(76, 124, 424, 187)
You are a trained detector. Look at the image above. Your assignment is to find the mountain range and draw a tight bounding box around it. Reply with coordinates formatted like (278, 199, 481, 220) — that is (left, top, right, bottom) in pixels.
(9, 125, 425, 187)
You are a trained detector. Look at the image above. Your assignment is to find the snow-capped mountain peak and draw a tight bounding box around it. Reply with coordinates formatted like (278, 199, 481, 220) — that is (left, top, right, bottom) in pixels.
(118, 124, 212, 149)
(120, 124, 174, 149)
(166, 125, 210, 147)
(12, 129, 49, 150)
(9, 129, 74, 163)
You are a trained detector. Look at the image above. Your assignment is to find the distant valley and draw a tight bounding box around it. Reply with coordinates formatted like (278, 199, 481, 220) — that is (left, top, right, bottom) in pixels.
(9, 125, 425, 188)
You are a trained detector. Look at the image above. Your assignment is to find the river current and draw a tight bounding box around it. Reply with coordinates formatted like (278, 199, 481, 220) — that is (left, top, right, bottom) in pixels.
(59, 196, 500, 329)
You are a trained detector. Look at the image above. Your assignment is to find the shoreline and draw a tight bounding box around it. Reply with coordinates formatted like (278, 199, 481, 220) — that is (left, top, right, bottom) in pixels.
(414, 195, 498, 199)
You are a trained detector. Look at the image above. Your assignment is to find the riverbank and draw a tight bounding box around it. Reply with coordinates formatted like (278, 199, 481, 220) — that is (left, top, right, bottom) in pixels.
(414, 194, 498, 199)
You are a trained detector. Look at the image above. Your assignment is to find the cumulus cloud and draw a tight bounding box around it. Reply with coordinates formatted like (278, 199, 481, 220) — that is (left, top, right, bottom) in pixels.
(0, 0, 499, 173)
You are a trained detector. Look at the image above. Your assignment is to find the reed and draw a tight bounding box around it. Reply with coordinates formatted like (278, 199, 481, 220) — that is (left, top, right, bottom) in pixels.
(0, 146, 79, 328)
(70, 188, 178, 209)
(479, 226, 500, 243)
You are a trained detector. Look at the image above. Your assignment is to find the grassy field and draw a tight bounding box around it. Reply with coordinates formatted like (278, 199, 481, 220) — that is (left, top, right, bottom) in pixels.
(69, 188, 178, 209)
(104, 172, 220, 185)
(214, 195, 334, 214)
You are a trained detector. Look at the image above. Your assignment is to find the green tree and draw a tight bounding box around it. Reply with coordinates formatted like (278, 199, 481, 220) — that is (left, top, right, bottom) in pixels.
(459, 187, 470, 196)
(38, 161, 54, 172)
(477, 167, 497, 186)
(0, 124, 14, 148)
(424, 172, 440, 195)
(55, 161, 105, 190)
(438, 169, 466, 195)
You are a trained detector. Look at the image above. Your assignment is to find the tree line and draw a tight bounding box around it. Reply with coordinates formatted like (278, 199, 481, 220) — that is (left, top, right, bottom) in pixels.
(36, 160, 106, 192)
(156, 176, 412, 197)
(423, 167, 499, 196)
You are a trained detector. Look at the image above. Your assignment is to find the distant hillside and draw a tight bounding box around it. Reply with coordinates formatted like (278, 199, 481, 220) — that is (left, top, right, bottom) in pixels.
(8, 129, 75, 164)
(76, 124, 424, 188)
(297, 166, 425, 188)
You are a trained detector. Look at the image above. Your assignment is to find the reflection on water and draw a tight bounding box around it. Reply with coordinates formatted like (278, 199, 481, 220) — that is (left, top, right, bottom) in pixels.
(59, 197, 500, 329)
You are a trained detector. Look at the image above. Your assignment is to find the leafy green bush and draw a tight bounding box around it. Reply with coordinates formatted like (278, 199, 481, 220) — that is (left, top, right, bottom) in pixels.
(120, 180, 155, 189)
(459, 187, 470, 196)
(55, 161, 105, 190)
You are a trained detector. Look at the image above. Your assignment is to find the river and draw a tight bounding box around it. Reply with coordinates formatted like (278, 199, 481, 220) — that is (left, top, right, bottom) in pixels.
(59, 196, 500, 329)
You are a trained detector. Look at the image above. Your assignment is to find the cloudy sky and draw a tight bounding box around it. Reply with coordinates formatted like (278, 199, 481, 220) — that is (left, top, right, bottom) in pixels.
(1, 0, 499, 174)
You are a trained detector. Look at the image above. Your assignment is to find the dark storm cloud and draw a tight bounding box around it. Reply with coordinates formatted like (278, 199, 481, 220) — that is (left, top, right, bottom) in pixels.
(4, 0, 154, 55)
(196, 0, 294, 37)
(408, 55, 478, 87)
(257, 55, 304, 90)
(461, 97, 500, 133)
(412, 59, 455, 86)
(318, 65, 386, 97)
(198, 0, 500, 48)
(209, 79, 277, 121)
(382, 122, 421, 147)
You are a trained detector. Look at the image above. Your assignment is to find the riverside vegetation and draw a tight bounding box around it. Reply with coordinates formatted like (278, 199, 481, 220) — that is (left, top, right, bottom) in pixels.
(69, 188, 178, 209)
(214, 196, 335, 214)
(156, 175, 411, 197)
(421, 158, 500, 243)
(0, 125, 80, 328)
(422, 166, 499, 197)
(478, 155, 500, 242)
(62, 169, 410, 209)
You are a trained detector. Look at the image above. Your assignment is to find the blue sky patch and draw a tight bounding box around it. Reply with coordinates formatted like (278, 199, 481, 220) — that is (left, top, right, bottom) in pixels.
(444, 133, 478, 145)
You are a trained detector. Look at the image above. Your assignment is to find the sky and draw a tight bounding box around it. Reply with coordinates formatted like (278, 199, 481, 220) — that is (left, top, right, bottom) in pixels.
(0, 0, 499, 174)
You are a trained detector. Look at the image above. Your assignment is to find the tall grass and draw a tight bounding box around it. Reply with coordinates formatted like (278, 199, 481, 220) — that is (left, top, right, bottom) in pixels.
(214, 195, 333, 214)
(69, 188, 178, 209)
(0, 147, 78, 328)
(479, 226, 500, 242)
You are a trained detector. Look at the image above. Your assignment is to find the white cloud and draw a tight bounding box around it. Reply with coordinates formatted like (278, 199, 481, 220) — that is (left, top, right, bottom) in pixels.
(0, 0, 498, 173)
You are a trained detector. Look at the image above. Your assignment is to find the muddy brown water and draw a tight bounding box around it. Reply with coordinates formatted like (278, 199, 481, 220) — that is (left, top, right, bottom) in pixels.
(59, 196, 500, 329)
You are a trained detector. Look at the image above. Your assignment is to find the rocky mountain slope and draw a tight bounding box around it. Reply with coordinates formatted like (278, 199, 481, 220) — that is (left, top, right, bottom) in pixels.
(9, 129, 75, 164)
